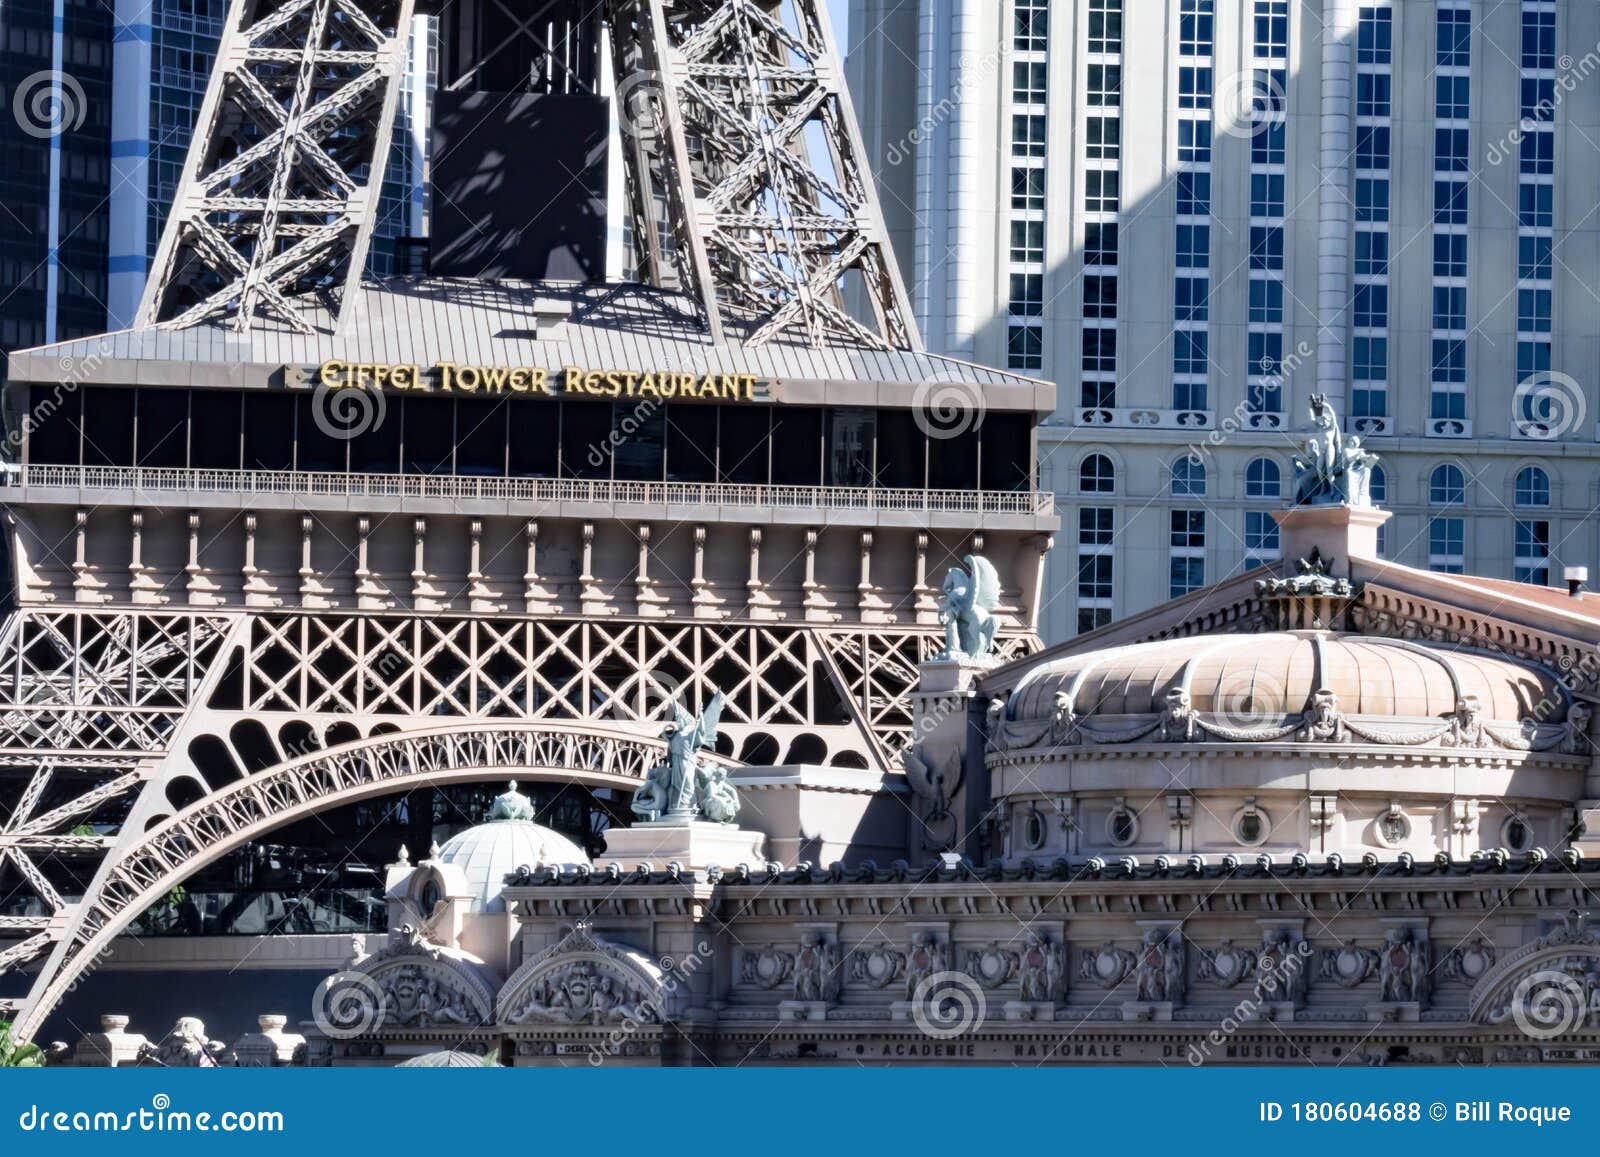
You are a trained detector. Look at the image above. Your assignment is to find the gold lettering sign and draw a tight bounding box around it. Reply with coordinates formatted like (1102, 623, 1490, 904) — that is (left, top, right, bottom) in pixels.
(315, 362, 765, 402)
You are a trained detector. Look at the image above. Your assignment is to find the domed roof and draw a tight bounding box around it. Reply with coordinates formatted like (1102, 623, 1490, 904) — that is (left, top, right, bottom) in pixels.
(435, 784, 589, 913)
(395, 1050, 497, 1068)
(1008, 631, 1566, 729)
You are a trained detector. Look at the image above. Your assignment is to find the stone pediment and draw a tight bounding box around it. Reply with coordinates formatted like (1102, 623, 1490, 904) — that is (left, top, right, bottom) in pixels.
(1469, 911, 1600, 1029)
(339, 927, 499, 1031)
(496, 922, 668, 1027)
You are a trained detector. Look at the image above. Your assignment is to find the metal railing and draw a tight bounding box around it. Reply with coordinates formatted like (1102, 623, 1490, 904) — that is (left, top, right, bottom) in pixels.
(5, 463, 1055, 517)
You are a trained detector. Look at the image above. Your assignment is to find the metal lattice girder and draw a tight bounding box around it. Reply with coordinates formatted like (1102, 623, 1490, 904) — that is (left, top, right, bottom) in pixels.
(612, 0, 921, 348)
(136, 0, 417, 333)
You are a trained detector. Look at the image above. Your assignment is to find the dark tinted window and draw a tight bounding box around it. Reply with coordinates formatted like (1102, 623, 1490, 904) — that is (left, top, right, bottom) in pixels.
(611, 401, 665, 481)
(875, 409, 924, 488)
(189, 391, 241, 470)
(509, 402, 558, 477)
(243, 393, 294, 471)
(666, 407, 717, 482)
(825, 408, 875, 487)
(403, 397, 454, 474)
(769, 407, 821, 485)
(719, 407, 769, 484)
(26, 386, 82, 464)
(927, 428, 979, 490)
(560, 401, 612, 479)
(456, 399, 507, 476)
(980, 413, 1031, 490)
(82, 388, 134, 467)
(295, 394, 348, 471)
(136, 389, 188, 468)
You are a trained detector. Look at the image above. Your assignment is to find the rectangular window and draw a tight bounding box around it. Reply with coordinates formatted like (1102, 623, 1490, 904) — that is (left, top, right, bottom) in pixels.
(1082, 328, 1118, 373)
(1436, 75, 1470, 120)
(1354, 283, 1388, 329)
(1013, 61, 1048, 104)
(1178, 118, 1211, 164)
(1011, 113, 1047, 157)
(1176, 224, 1211, 269)
(1083, 275, 1118, 318)
(1357, 125, 1390, 170)
(1254, 1, 1288, 58)
(1250, 172, 1285, 218)
(1433, 285, 1467, 332)
(1245, 511, 1281, 568)
(1008, 272, 1043, 317)
(1087, 64, 1122, 108)
(1357, 72, 1391, 119)
(1173, 330, 1209, 376)
(1180, 0, 1215, 56)
(1357, 177, 1389, 222)
(1170, 510, 1206, 597)
(1438, 7, 1471, 68)
(1008, 325, 1043, 371)
(1178, 67, 1212, 109)
(1434, 180, 1468, 225)
(1011, 167, 1046, 211)
(1176, 170, 1210, 216)
(1085, 169, 1120, 213)
(1175, 277, 1209, 322)
(1010, 220, 1045, 263)
(1355, 229, 1389, 277)
(1515, 519, 1551, 585)
(1252, 121, 1286, 166)
(1520, 234, 1553, 280)
(1429, 516, 1465, 573)
(1084, 222, 1118, 266)
(1249, 226, 1284, 271)
(1249, 278, 1284, 324)
(1435, 128, 1469, 173)
(1357, 6, 1392, 64)
(1434, 232, 1467, 278)
(1353, 336, 1387, 382)
(1088, 0, 1124, 55)
(1431, 338, 1467, 384)
(1013, 0, 1048, 52)
(1086, 115, 1121, 159)
(1519, 182, 1554, 229)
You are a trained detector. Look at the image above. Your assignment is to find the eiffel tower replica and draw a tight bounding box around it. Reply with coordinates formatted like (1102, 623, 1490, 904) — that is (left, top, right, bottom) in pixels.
(0, 0, 1055, 1040)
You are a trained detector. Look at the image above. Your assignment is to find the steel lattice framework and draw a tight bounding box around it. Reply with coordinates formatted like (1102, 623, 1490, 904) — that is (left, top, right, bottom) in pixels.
(136, 0, 416, 332)
(136, 0, 919, 348)
(0, 607, 1029, 1034)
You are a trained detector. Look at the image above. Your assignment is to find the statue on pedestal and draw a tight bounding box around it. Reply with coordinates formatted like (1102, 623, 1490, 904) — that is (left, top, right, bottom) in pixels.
(937, 554, 1001, 660)
(1292, 394, 1380, 507)
(632, 692, 736, 824)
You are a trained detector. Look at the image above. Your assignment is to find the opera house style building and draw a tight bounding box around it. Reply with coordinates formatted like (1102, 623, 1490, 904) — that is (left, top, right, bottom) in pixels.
(248, 405, 1600, 1068)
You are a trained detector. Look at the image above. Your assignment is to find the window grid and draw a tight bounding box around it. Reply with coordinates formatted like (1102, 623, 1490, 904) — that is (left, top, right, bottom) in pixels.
(1170, 510, 1207, 598)
(1079, 0, 1124, 407)
(1007, 0, 1052, 370)
(1246, 1, 1289, 420)
(1430, 3, 1473, 435)
(1078, 506, 1115, 634)
(1352, 5, 1392, 430)
(1172, 0, 1214, 417)
(1515, 1, 1556, 416)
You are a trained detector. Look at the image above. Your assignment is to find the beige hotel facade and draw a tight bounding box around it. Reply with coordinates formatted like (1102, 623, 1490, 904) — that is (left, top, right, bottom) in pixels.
(849, 0, 1600, 644)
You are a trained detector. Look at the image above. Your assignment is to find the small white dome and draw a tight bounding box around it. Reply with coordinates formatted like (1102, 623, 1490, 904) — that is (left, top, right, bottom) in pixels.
(435, 818, 589, 913)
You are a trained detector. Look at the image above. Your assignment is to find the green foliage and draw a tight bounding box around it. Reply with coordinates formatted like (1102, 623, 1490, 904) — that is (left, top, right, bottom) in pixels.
(0, 1021, 45, 1068)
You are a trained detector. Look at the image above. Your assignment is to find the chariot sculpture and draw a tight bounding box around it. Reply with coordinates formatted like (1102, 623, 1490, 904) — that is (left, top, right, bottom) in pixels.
(1292, 394, 1380, 507)
(631, 692, 739, 824)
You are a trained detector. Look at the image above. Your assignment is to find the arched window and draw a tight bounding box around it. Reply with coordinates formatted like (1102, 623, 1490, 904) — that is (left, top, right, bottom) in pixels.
(1368, 465, 1387, 504)
(1429, 464, 1465, 506)
(1515, 466, 1550, 507)
(1079, 453, 1116, 494)
(1245, 457, 1282, 499)
(1171, 455, 1207, 497)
